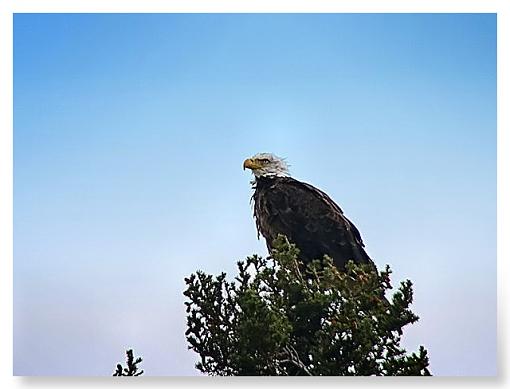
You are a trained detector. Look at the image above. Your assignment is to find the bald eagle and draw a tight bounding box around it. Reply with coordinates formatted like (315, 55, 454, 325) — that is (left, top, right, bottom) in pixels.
(243, 153, 375, 270)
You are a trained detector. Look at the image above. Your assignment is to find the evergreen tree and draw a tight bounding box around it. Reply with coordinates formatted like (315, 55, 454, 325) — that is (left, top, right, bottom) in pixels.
(183, 235, 431, 376)
(113, 349, 144, 376)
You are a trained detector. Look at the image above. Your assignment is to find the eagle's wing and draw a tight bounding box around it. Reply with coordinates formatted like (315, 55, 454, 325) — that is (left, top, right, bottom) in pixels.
(259, 177, 372, 268)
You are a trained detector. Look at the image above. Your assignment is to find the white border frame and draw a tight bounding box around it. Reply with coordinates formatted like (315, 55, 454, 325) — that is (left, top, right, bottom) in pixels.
(1, 1, 508, 387)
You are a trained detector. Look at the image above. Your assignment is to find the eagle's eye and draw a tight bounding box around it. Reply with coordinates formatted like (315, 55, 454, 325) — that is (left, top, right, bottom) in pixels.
(261, 159, 270, 164)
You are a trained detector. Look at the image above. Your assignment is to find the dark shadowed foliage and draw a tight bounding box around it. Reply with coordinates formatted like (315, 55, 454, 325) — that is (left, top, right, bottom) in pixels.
(113, 349, 144, 376)
(183, 236, 431, 376)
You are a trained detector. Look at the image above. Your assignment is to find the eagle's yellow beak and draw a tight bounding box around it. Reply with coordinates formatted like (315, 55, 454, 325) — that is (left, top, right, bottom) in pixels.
(243, 158, 262, 171)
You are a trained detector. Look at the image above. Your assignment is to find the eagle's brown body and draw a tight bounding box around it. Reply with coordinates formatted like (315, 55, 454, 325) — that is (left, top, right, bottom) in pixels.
(252, 175, 374, 270)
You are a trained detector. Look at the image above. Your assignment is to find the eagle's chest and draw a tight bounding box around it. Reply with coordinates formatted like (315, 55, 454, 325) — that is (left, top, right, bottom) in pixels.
(253, 184, 294, 239)
(255, 185, 287, 217)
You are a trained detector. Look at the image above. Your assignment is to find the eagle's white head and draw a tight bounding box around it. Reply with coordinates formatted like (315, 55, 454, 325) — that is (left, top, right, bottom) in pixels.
(243, 153, 290, 178)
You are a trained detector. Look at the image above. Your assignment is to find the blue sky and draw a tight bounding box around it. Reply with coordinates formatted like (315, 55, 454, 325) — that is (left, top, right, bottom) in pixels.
(14, 13, 496, 376)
